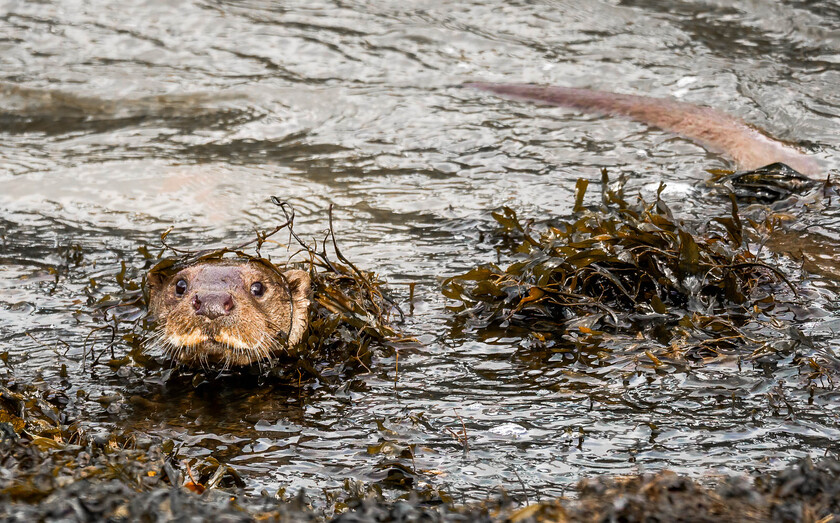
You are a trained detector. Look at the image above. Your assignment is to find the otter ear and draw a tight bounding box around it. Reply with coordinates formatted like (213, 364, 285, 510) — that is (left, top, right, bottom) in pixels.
(146, 271, 169, 321)
(282, 269, 311, 347)
(147, 270, 166, 290)
(282, 269, 311, 302)
(146, 258, 179, 290)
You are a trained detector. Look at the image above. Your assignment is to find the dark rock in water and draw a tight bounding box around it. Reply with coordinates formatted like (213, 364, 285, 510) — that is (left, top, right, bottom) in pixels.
(709, 162, 825, 203)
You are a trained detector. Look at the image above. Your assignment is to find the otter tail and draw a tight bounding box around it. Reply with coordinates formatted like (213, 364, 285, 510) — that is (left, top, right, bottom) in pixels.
(466, 82, 821, 176)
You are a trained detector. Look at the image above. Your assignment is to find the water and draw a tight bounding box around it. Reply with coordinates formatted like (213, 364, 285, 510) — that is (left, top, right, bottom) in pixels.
(2, 0, 839, 502)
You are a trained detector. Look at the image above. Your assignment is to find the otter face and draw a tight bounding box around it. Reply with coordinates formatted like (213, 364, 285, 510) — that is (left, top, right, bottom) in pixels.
(147, 259, 310, 367)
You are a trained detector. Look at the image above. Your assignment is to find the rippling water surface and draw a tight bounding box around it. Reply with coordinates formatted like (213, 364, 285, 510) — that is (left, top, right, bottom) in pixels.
(2, 0, 840, 501)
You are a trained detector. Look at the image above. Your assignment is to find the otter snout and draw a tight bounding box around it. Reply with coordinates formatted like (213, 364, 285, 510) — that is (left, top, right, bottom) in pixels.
(192, 292, 235, 320)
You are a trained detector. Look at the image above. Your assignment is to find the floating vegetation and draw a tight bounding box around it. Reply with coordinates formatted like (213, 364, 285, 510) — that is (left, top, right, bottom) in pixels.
(4, 379, 840, 523)
(0, 380, 317, 520)
(443, 171, 809, 366)
(0, 381, 234, 506)
(0, 379, 455, 522)
(86, 199, 405, 385)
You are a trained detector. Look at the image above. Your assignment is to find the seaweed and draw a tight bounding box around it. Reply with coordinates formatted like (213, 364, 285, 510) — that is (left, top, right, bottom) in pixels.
(493, 457, 840, 523)
(0, 379, 450, 522)
(5, 374, 840, 522)
(0, 379, 283, 519)
(443, 171, 805, 365)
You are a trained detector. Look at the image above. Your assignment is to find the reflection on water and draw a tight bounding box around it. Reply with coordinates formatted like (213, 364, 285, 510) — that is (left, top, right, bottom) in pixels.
(1, 0, 839, 501)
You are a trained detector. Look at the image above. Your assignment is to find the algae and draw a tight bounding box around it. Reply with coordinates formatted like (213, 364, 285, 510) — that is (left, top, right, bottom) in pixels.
(443, 171, 810, 367)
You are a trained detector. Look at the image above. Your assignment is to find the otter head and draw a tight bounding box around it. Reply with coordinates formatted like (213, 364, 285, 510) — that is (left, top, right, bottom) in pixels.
(147, 259, 311, 367)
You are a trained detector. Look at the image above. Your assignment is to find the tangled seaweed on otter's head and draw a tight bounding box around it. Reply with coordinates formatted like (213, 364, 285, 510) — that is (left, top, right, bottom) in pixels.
(90, 198, 404, 386)
(443, 170, 807, 367)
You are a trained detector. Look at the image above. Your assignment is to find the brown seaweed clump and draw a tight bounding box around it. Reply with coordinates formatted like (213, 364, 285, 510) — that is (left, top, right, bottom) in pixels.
(443, 171, 803, 365)
(3, 376, 840, 521)
(0, 380, 307, 520)
(489, 458, 840, 523)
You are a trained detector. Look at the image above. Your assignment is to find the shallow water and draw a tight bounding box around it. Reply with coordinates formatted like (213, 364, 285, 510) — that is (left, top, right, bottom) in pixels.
(2, 0, 840, 502)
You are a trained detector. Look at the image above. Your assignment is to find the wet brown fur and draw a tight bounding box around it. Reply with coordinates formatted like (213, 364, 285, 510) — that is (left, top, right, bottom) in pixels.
(467, 82, 822, 176)
(147, 259, 310, 367)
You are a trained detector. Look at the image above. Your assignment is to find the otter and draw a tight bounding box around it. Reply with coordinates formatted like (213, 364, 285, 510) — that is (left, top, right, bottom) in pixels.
(147, 258, 310, 367)
(466, 82, 823, 177)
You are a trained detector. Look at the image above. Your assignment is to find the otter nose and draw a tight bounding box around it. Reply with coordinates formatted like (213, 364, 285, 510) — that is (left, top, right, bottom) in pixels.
(192, 292, 235, 320)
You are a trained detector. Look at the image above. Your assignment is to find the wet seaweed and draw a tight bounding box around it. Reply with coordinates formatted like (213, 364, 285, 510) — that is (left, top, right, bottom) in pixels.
(443, 171, 808, 366)
(0, 379, 297, 520)
(0, 378, 451, 521)
(6, 392, 840, 523)
(492, 457, 840, 523)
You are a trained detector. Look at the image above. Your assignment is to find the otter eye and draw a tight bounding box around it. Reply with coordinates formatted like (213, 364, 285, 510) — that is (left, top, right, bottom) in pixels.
(174, 278, 187, 297)
(250, 282, 265, 297)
